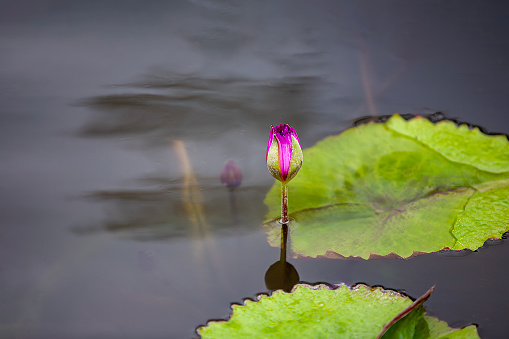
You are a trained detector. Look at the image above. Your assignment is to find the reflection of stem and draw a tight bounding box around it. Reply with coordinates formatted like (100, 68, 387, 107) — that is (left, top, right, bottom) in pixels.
(280, 223, 288, 263)
(281, 183, 289, 224)
(264, 223, 299, 292)
(354, 34, 408, 118)
(173, 140, 203, 237)
(172, 140, 213, 259)
(358, 47, 377, 116)
(228, 188, 239, 225)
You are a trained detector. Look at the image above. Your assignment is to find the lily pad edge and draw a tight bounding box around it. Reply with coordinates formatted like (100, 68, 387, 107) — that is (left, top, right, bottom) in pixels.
(195, 282, 406, 338)
(195, 282, 479, 339)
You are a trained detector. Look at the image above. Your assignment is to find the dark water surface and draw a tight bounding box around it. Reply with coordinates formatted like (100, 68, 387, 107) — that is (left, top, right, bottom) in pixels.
(2, 1, 509, 338)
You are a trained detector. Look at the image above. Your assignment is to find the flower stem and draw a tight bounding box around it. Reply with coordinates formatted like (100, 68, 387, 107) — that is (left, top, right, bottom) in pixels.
(281, 182, 289, 225)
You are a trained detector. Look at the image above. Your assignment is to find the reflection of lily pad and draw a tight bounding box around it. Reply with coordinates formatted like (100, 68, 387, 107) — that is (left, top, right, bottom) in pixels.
(197, 284, 479, 338)
(264, 115, 509, 259)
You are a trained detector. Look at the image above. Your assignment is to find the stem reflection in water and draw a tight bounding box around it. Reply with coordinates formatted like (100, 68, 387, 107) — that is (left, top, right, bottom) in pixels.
(280, 183, 289, 225)
(264, 224, 300, 292)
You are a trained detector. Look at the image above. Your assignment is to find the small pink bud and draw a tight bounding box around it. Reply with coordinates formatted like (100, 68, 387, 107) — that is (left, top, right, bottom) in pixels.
(220, 160, 242, 188)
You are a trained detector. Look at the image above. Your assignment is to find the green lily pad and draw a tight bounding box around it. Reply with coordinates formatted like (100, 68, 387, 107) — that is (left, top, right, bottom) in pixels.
(197, 284, 479, 339)
(264, 115, 509, 259)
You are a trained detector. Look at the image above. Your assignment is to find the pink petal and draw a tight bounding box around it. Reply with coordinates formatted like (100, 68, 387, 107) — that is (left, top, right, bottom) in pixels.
(266, 125, 276, 161)
(275, 130, 292, 181)
(290, 126, 301, 147)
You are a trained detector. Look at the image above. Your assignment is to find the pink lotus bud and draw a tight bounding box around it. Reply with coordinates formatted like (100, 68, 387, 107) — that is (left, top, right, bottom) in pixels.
(266, 124, 303, 183)
(220, 160, 242, 188)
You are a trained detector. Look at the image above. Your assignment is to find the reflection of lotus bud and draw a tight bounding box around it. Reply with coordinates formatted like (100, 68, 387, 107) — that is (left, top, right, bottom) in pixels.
(266, 124, 303, 183)
(265, 261, 300, 292)
(220, 160, 242, 188)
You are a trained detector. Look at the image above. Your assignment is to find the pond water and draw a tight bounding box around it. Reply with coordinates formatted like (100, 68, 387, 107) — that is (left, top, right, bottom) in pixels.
(1, 1, 509, 338)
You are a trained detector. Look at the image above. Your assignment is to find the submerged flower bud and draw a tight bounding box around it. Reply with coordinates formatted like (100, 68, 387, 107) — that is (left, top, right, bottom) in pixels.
(220, 160, 242, 188)
(266, 124, 303, 183)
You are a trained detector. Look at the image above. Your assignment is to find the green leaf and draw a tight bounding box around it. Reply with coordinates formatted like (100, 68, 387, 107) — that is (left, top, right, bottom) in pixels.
(417, 316, 481, 339)
(197, 284, 479, 339)
(386, 116, 509, 173)
(264, 115, 509, 259)
(453, 182, 509, 250)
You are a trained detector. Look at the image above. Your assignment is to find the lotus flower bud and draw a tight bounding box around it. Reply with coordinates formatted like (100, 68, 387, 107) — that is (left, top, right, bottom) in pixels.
(220, 160, 242, 188)
(266, 124, 303, 183)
